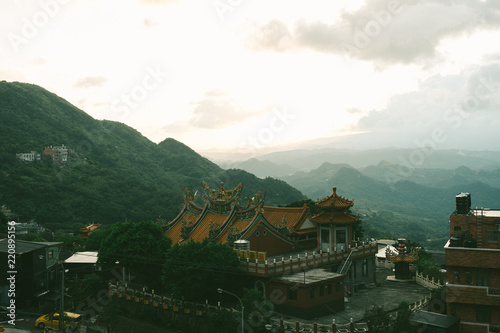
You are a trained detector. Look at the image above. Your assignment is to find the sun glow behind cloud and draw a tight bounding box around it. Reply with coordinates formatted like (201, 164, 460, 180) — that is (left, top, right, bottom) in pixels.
(1, 0, 499, 152)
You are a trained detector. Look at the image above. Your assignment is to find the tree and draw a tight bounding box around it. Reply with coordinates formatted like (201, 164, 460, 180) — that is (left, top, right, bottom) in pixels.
(393, 301, 417, 333)
(363, 305, 392, 333)
(98, 221, 171, 287)
(162, 239, 241, 302)
(0, 210, 7, 234)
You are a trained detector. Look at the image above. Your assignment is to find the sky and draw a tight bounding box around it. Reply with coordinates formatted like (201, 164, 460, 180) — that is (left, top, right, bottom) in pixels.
(2, 0, 500, 157)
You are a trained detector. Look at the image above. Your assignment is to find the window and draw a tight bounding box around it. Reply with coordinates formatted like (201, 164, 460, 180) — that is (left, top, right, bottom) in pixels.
(321, 229, 330, 244)
(449, 303, 457, 315)
(263, 230, 267, 236)
(255, 231, 260, 237)
(465, 272, 472, 283)
(453, 271, 459, 283)
(319, 285, 324, 297)
(336, 282, 340, 292)
(476, 305, 491, 322)
(362, 259, 368, 276)
(476, 269, 489, 287)
(310, 287, 315, 299)
(327, 284, 332, 295)
(487, 229, 499, 243)
(336, 229, 346, 244)
(453, 226, 462, 232)
(287, 288, 297, 301)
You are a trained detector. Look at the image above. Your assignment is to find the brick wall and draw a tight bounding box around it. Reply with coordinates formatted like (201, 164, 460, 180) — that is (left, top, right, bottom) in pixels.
(446, 247, 500, 269)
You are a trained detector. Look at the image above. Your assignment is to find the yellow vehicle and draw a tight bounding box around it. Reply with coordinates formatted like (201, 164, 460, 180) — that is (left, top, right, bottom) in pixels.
(35, 312, 82, 330)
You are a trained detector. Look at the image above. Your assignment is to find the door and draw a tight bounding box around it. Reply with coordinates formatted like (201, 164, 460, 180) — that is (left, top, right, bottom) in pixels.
(320, 227, 331, 252)
(335, 227, 347, 252)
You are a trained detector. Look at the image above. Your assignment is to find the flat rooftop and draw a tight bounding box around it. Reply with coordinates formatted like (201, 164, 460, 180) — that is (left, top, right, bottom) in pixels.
(279, 268, 342, 284)
(472, 208, 500, 218)
(64, 251, 98, 264)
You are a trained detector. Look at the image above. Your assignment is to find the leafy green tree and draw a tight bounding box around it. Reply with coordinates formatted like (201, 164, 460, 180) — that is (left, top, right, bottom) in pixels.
(85, 229, 107, 251)
(162, 239, 241, 302)
(363, 305, 392, 333)
(98, 221, 171, 287)
(240, 288, 272, 333)
(207, 309, 237, 333)
(393, 301, 417, 333)
(0, 210, 7, 234)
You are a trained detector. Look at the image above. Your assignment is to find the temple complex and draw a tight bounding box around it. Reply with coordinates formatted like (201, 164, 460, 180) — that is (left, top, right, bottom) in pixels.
(164, 182, 378, 318)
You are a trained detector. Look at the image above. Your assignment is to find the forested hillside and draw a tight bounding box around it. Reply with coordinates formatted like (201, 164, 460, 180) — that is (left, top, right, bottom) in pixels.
(0, 82, 305, 231)
(280, 162, 500, 249)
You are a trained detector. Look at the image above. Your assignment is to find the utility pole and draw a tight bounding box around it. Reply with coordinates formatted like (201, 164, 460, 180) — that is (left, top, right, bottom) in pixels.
(60, 262, 66, 333)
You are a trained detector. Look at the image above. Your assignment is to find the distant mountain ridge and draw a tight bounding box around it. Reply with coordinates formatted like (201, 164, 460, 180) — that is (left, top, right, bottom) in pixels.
(224, 148, 500, 172)
(280, 162, 500, 248)
(0, 81, 305, 230)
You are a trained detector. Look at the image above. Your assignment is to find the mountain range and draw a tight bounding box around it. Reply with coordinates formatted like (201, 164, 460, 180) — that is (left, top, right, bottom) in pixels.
(2, 81, 499, 251)
(0, 81, 305, 231)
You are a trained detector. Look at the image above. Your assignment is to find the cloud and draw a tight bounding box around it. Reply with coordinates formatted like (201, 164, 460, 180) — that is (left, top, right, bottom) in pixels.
(73, 76, 107, 89)
(245, 19, 294, 52)
(245, 0, 500, 65)
(348, 61, 500, 149)
(30, 57, 48, 66)
(188, 90, 263, 129)
(144, 18, 159, 28)
(141, 0, 176, 4)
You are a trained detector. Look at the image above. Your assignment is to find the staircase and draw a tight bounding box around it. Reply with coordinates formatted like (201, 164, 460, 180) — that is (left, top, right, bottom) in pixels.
(476, 208, 484, 248)
(337, 249, 356, 275)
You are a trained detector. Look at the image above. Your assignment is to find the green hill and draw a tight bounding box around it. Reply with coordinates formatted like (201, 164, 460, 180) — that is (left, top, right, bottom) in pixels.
(281, 163, 500, 248)
(0, 81, 305, 231)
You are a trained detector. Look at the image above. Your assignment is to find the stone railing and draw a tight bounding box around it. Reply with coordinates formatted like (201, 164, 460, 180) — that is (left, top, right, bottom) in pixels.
(107, 284, 370, 333)
(240, 242, 378, 276)
(415, 270, 443, 290)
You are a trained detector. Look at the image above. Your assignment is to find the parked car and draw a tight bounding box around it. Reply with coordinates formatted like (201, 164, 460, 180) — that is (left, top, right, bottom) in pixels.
(35, 312, 82, 331)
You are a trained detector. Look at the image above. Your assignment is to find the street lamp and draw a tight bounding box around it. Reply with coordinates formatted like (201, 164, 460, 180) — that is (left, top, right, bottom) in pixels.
(217, 288, 244, 333)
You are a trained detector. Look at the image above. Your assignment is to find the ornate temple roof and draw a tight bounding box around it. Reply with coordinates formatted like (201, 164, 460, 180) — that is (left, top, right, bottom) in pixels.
(311, 187, 358, 225)
(164, 181, 312, 245)
(315, 187, 354, 209)
(310, 211, 359, 225)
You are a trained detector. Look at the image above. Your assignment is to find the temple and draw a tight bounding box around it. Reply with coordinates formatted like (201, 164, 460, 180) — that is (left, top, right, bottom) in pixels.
(312, 187, 360, 253)
(164, 182, 315, 256)
(79, 222, 100, 239)
(164, 182, 378, 319)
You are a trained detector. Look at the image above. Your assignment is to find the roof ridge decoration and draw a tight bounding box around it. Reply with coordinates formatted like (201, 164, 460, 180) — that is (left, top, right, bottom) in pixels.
(227, 226, 242, 244)
(202, 181, 242, 201)
(385, 240, 419, 263)
(208, 221, 222, 242)
(180, 219, 195, 240)
(276, 217, 291, 236)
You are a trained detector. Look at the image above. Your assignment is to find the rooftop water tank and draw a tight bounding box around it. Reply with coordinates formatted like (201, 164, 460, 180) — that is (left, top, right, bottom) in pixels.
(233, 239, 250, 251)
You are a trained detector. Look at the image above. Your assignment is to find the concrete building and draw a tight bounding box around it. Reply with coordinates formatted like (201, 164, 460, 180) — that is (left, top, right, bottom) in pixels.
(445, 192, 500, 333)
(42, 145, 68, 162)
(16, 151, 41, 162)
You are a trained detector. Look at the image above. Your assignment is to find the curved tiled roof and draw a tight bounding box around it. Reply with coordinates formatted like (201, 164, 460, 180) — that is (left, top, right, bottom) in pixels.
(310, 211, 359, 224)
(261, 205, 310, 233)
(316, 187, 354, 209)
(165, 210, 202, 243)
(187, 212, 231, 242)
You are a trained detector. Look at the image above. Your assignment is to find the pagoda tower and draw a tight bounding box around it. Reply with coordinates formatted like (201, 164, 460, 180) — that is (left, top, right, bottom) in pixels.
(311, 187, 359, 253)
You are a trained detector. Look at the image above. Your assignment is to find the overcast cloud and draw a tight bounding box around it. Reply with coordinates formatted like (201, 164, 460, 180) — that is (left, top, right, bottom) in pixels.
(73, 76, 107, 89)
(348, 61, 500, 149)
(246, 0, 500, 66)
